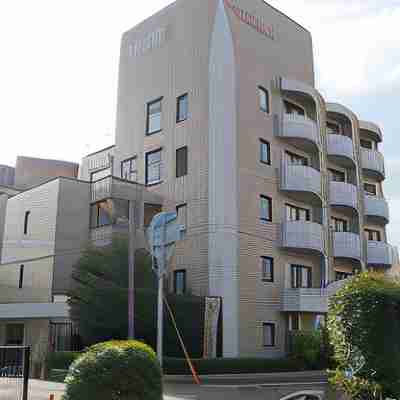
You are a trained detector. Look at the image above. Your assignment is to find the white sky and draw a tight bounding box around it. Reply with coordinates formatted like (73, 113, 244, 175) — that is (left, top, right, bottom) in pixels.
(1, 0, 400, 246)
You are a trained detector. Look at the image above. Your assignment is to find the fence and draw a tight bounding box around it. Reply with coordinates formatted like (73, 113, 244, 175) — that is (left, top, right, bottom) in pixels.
(0, 346, 30, 400)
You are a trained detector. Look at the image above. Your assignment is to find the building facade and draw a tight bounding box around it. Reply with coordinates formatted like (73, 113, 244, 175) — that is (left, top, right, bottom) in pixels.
(0, 165, 15, 187)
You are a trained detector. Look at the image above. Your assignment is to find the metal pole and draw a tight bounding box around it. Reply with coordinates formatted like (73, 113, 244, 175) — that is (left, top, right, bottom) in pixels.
(157, 220, 167, 367)
(128, 200, 136, 340)
(22, 346, 30, 400)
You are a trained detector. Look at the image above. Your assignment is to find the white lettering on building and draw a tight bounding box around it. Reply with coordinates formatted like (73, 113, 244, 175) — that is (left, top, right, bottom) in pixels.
(128, 27, 168, 58)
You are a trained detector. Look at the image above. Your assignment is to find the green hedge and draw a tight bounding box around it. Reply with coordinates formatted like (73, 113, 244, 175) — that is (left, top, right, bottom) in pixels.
(47, 352, 81, 372)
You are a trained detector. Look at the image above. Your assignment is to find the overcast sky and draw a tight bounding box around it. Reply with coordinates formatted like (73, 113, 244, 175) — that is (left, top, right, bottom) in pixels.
(1, 0, 399, 246)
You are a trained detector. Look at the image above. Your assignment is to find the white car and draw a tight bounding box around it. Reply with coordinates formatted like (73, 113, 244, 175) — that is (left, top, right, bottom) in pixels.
(279, 391, 325, 400)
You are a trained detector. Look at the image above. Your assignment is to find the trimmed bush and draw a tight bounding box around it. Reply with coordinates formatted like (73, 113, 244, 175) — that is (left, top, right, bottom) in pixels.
(47, 351, 81, 372)
(290, 330, 323, 369)
(63, 340, 162, 400)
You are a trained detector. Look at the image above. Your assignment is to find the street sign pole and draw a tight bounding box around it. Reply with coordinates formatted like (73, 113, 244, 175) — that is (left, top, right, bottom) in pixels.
(156, 221, 166, 367)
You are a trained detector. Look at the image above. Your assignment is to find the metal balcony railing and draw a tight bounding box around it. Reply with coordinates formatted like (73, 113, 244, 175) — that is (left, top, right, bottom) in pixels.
(281, 221, 324, 254)
(332, 232, 361, 260)
(327, 134, 354, 162)
(330, 181, 358, 210)
(364, 195, 389, 223)
(367, 241, 399, 266)
(361, 149, 385, 179)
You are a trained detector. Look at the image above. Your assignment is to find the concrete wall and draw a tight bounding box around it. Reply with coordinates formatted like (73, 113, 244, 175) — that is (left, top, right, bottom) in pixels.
(0, 165, 15, 187)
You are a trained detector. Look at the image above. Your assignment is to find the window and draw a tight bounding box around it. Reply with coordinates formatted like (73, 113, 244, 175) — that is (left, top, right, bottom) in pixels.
(285, 151, 308, 166)
(360, 139, 373, 149)
(146, 98, 162, 135)
(260, 140, 271, 165)
(329, 168, 346, 183)
(289, 313, 300, 331)
(261, 257, 274, 282)
(335, 271, 353, 281)
(286, 204, 310, 222)
(284, 100, 305, 116)
(6, 324, 24, 346)
(365, 229, 381, 242)
(23, 211, 30, 235)
(262, 323, 275, 347)
(258, 86, 270, 113)
(174, 270, 186, 295)
(176, 93, 188, 122)
(327, 121, 341, 135)
(121, 157, 138, 182)
(19, 265, 24, 289)
(176, 204, 187, 231)
(260, 196, 272, 222)
(331, 217, 348, 232)
(291, 265, 312, 288)
(145, 149, 162, 185)
(144, 203, 162, 227)
(176, 146, 188, 178)
(91, 168, 110, 182)
(364, 183, 377, 196)
(90, 200, 113, 228)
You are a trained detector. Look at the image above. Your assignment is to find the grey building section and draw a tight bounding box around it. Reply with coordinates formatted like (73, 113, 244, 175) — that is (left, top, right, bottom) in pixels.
(0, 165, 15, 187)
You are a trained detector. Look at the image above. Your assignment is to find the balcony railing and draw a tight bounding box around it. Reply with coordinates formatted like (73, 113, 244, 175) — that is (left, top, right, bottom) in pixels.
(367, 241, 399, 267)
(332, 232, 361, 260)
(327, 134, 354, 163)
(275, 114, 320, 148)
(282, 288, 328, 313)
(280, 221, 324, 254)
(330, 181, 358, 210)
(280, 163, 322, 198)
(361, 149, 385, 180)
(364, 195, 389, 224)
(360, 120, 383, 142)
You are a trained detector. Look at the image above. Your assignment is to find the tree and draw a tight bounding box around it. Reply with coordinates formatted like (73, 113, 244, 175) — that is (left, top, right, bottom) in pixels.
(68, 237, 204, 357)
(327, 272, 400, 399)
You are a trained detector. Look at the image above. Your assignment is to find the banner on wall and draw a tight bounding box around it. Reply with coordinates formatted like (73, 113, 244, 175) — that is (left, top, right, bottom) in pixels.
(203, 297, 221, 359)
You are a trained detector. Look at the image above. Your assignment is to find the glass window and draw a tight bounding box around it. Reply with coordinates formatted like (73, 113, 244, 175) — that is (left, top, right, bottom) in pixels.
(90, 200, 113, 228)
(174, 270, 186, 295)
(91, 168, 110, 182)
(365, 229, 381, 242)
(262, 323, 275, 347)
(176, 204, 187, 231)
(121, 158, 137, 182)
(335, 271, 353, 281)
(24, 211, 30, 235)
(6, 324, 24, 345)
(176, 146, 188, 178)
(290, 313, 300, 331)
(327, 121, 341, 135)
(286, 204, 310, 222)
(176, 94, 188, 122)
(260, 196, 272, 222)
(360, 139, 373, 149)
(284, 100, 305, 116)
(258, 87, 269, 113)
(331, 217, 348, 232)
(291, 265, 312, 288)
(364, 183, 377, 196)
(329, 168, 346, 182)
(145, 149, 162, 185)
(261, 257, 274, 282)
(146, 98, 162, 134)
(260, 140, 271, 165)
(286, 151, 308, 166)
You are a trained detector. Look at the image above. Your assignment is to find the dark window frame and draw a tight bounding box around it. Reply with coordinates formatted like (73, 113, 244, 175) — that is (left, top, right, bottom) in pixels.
(24, 211, 30, 235)
(145, 148, 163, 186)
(174, 269, 187, 295)
(176, 146, 188, 178)
(19, 265, 24, 289)
(120, 157, 138, 182)
(364, 183, 377, 196)
(360, 138, 373, 149)
(331, 217, 348, 233)
(146, 97, 163, 136)
(261, 256, 274, 283)
(262, 322, 276, 347)
(286, 203, 311, 222)
(291, 265, 313, 289)
(285, 150, 309, 166)
(258, 86, 270, 114)
(283, 99, 306, 117)
(260, 195, 273, 222)
(365, 229, 381, 242)
(259, 139, 271, 165)
(176, 203, 188, 230)
(328, 168, 346, 183)
(176, 93, 189, 123)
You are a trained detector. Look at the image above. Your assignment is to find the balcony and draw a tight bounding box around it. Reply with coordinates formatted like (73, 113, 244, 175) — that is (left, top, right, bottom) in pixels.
(332, 232, 361, 261)
(275, 114, 320, 149)
(330, 182, 358, 210)
(327, 134, 355, 166)
(360, 120, 383, 142)
(280, 221, 324, 254)
(282, 288, 327, 313)
(361, 149, 385, 180)
(367, 242, 399, 267)
(364, 195, 389, 224)
(280, 162, 322, 201)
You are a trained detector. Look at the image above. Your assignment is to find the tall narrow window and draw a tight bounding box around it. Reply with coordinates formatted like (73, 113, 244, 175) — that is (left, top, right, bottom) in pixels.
(19, 265, 24, 289)
(260, 140, 271, 165)
(176, 93, 188, 123)
(364, 229, 381, 242)
(146, 98, 162, 135)
(329, 168, 346, 183)
(286, 204, 310, 222)
(176, 147, 188, 178)
(176, 204, 187, 231)
(145, 149, 162, 185)
(285, 151, 308, 166)
(121, 157, 138, 182)
(174, 270, 186, 295)
(261, 257, 274, 282)
(291, 265, 312, 288)
(24, 211, 30, 235)
(331, 217, 348, 232)
(262, 323, 276, 347)
(260, 196, 272, 222)
(258, 87, 269, 113)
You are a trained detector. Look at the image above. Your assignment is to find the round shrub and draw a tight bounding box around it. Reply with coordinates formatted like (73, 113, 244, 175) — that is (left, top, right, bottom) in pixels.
(63, 340, 162, 400)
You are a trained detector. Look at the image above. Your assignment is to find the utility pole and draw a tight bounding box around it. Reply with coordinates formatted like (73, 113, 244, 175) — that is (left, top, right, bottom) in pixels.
(128, 200, 136, 340)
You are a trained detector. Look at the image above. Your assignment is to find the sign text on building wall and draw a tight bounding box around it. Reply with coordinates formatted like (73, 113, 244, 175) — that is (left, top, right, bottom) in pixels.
(224, 0, 275, 40)
(128, 27, 168, 58)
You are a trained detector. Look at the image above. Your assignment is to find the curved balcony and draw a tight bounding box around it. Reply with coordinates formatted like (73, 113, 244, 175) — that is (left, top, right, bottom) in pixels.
(361, 149, 385, 180)
(367, 242, 399, 267)
(280, 163, 322, 202)
(330, 182, 358, 210)
(275, 114, 320, 149)
(364, 195, 389, 224)
(282, 288, 327, 313)
(280, 221, 324, 254)
(360, 120, 383, 142)
(332, 232, 361, 261)
(327, 134, 355, 166)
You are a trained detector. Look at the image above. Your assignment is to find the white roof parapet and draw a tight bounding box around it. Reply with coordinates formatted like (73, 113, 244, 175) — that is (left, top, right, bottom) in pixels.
(0, 302, 69, 320)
